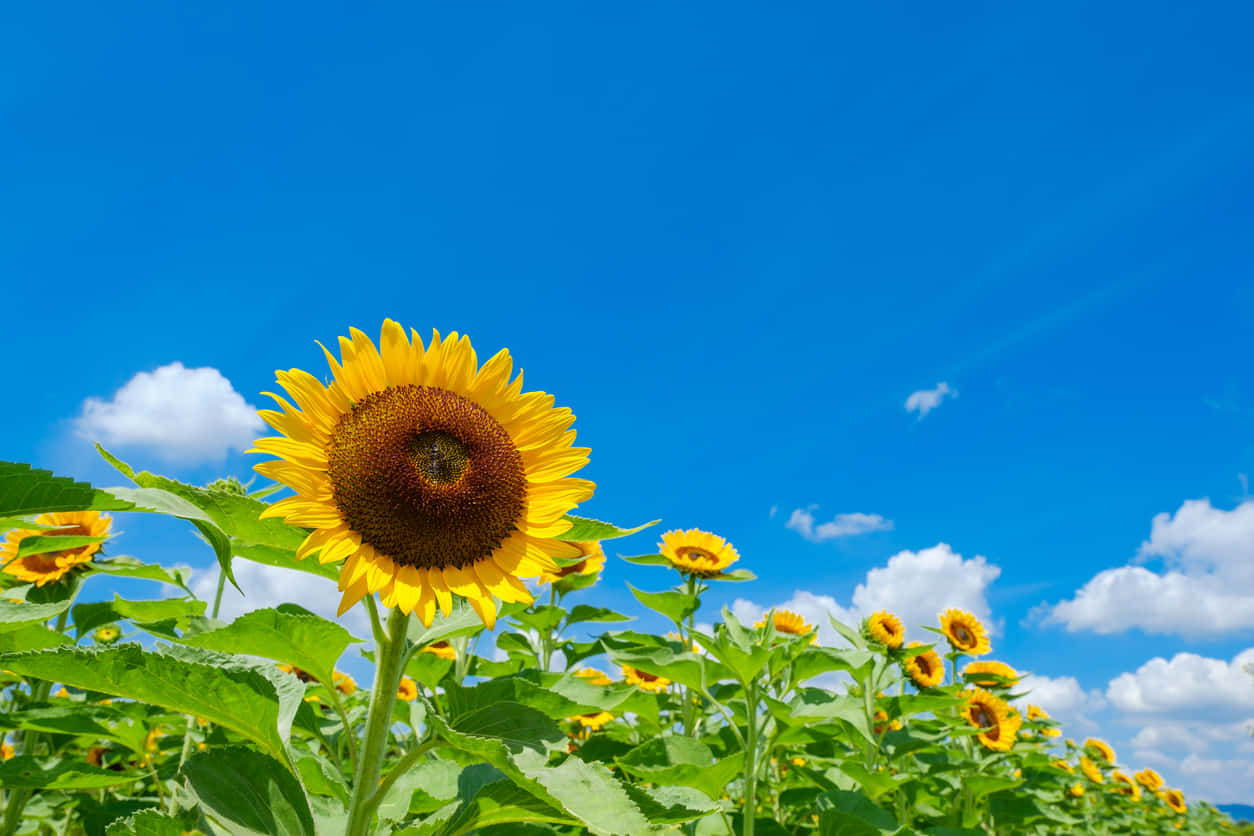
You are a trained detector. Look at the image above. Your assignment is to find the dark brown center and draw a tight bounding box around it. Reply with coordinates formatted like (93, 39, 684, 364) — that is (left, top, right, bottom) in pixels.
(327, 385, 526, 570)
(677, 547, 718, 566)
(972, 706, 994, 728)
(952, 624, 973, 645)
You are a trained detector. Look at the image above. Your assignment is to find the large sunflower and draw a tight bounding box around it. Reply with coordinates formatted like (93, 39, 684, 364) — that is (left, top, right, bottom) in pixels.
(939, 609, 991, 655)
(252, 322, 594, 628)
(960, 689, 1020, 752)
(658, 529, 738, 577)
(867, 611, 904, 649)
(1, 512, 111, 587)
(904, 642, 944, 688)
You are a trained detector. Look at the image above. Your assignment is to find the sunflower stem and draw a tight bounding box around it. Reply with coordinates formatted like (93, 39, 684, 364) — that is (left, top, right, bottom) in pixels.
(743, 679, 760, 836)
(345, 606, 409, 836)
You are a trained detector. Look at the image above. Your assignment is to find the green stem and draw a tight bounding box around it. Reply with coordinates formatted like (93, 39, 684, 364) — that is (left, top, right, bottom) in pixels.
(326, 686, 360, 772)
(211, 569, 227, 620)
(743, 680, 759, 836)
(344, 607, 410, 836)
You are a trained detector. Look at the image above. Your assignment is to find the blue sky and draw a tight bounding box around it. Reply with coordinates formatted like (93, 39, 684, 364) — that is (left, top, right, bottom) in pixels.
(3, 0, 1253, 804)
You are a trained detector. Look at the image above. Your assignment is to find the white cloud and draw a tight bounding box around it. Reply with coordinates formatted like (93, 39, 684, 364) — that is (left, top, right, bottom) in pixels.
(191, 560, 371, 642)
(904, 382, 954, 418)
(1106, 648, 1254, 718)
(785, 507, 894, 543)
(77, 362, 264, 464)
(1041, 499, 1254, 636)
(1015, 674, 1106, 731)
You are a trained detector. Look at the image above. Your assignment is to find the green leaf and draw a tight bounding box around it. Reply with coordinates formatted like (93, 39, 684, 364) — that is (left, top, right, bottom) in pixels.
(816, 789, 898, 836)
(828, 615, 867, 650)
(0, 461, 133, 517)
(783, 689, 875, 745)
(87, 557, 192, 593)
(624, 784, 721, 825)
(231, 542, 340, 582)
(566, 605, 631, 626)
(437, 779, 577, 836)
(0, 598, 71, 634)
(408, 603, 488, 647)
(716, 568, 757, 582)
(0, 517, 57, 534)
(0, 624, 70, 653)
(964, 774, 1021, 800)
(510, 605, 566, 634)
(617, 737, 743, 799)
(836, 761, 912, 801)
(627, 584, 698, 623)
(376, 758, 462, 820)
(0, 756, 138, 789)
(181, 746, 315, 836)
(14, 534, 106, 558)
(0, 705, 129, 743)
(558, 516, 658, 541)
(792, 647, 875, 684)
(72, 597, 206, 640)
(177, 604, 360, 687)
(604, 641, 733, 691)
(0, 644, 303, 767)
(105, 810, 186, 836)
(619, 553, 673, 567)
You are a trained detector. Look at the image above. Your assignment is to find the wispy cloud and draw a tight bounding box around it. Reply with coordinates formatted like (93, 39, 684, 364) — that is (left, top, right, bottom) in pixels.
(904, 382, 954, 419)
(786, 507, 893, 542)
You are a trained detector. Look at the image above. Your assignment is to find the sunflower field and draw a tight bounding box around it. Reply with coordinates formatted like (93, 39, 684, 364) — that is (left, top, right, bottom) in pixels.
(0, 322, 1237, 836)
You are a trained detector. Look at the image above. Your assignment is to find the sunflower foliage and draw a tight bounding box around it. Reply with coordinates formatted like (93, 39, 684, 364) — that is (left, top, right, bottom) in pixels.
(0, 324, 1237, 836)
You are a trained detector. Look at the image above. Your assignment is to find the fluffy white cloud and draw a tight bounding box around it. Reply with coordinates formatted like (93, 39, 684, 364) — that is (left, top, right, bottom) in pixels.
(904, 382, 954, 418)
(1041, 499, 1254, 636)
(77, 362, 264, 464)
(1106, 648, 1254, 718)
(785, 507, 893, 542)
(1015, 674, 1106, 730)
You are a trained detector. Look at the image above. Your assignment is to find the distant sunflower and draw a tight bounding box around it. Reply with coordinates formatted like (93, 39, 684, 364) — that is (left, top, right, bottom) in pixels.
(872, 710, 902, 735)
(1068, 784, 1085, 798)
(574, 667, 612, 686)
(904, 642, 944, 688)
(939, 609, 991, 655)
(622, 665, 670, 693)
(333, 671, 357, 696)
(278, 663, 315, 682)
(1134, 768, 1164, 790)
(94, 624, 121, 644)
(1084, 737, 1116, 764)
(1052, 759, 1074, 773)
(85, 746, 108, 767)
(1080, 757, 1105, 784)
(252, 321, 594, 628)
(1028, 706, 1062, 736)
(658, 529, 738, 577)
(1, 740, 13, 761)
(963, 661, 1018, 688)
(757, 609, 815, 639)
(569, 711, 614, 731)
(397, 676, 418, 702)
(538, 540, 605, 584)
(961, 689, 1020, 751)
(1164, 789, 1186, 814)
(867, 611, 904, 649)
(421, 641, 457, 661)
(1, 512, 111, 587)
(1112, 771, 1141, 801)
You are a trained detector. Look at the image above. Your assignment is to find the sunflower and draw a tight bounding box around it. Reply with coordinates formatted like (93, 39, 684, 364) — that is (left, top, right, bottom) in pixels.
(963, 661, 1018, 687)
(1111, 771, 1141, 801)
(1068, 784, 1085, 798)
(1134, 768, 1164, 790)
(538, 540, 606, 584)
(622, 665, 670, 693)
(1084, 737, 1116, 763)
(1, 512, 111, 587)
(1052, 759, 1074, 773)
(421, 641, 457, 661)
(252, 321, 595, 628)
(867, 611, 904, 648)
(278, 663, 315, 682)
(904, 642, 944, 688)
(1080, 756, 1104, 784)
(568, 711, 614, 731)
(872, 710, 902, 735)
(960, 689, 1020, 751)
(939, 609, 991, 655)
(333, 671, 357, 696)
(397, 676, 418, 701)
(658, 529, 738, 577)
(94, 625, 121, 644)
(1163, 789, 1186, 814)
(756, 609, 815, 639)
(85, 746, 108, 767)
(1, 740, 13, 761)
(574, 667, 612, 686)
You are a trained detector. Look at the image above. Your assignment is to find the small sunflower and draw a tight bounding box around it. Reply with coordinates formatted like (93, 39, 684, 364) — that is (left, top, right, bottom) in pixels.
(904, 642, 944, 688)
(568, 711, 614, 731)
(867, 611, 904, 649)
(85, 746, 108, 767)
(658, 529, 739, 577)
(94, 624, 121, 644)
(333, 671, 357, 696)
(939, 609, 991, 655)
(756, 609, 815, 638)
(538, 540, 606, 584)
(1080, 756, 1104, 784)
(872, 710, 902, 735)
(963, 661, 1018, 687)
(1084, 737, 1116, 763)
(1, 512, 111, 587)
(1068, 784, 1085, 798)
(622, 665, 670, 693)
(421, 641, 457, 661)
(960, 689, 1020, 751)
(278, 663, 315, 682)
(397, 676, 418, 701)
(1052, 759, 1074, 773)
(1134, 768, 1164, 790)
(252, 321, 595, 628)
(1111, 771, 1141, 801)
(1, 740, 13, 761)
(574, 667, 612, 686)
(1163, 789, 1186, 814)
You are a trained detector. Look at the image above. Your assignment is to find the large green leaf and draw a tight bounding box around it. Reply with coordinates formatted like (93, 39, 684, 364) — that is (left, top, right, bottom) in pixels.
(816, 789, 898, 836)
(0, 644, 302, 767)
(87, 557, 192, 593)
(0, 624, 70, 653)
(15, 534, 106, 558)
(0, 598, 71, 634)
(616, 736, 743, 799)
(0, 756, 139, 789)
(105, 810, 186, 836)
(0, 461, 132, 516)
(408, 602, 489, 647)
(176, 604, 360, 687)
(433, 779, 577, 836)
(72, 597, 206, 640)
(376, 758, 463, 821)
(181, 746, 315, 836)
(791, 647, 875, 684)
(627, 584, 698, 623)
(604, 641, 733, 691)
(558, 516, 658, 542)
(779, 689, 875, 745)
(566, 605, 632, 626)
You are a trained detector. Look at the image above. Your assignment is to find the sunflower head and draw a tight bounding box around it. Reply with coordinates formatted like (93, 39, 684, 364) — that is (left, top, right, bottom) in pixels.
(574, 667, 612, 686)
(421, 641, 457, 661)
(1134, 768, 1164, 790)
(278, 663, 316, 682)
(622, 665, 670, 693)
(0, 740, 13, 762)
(903, 642, 944, 688)
(1069, 783, 1085, 798)
(568, 711, 614, 731)
(1164, 789, 1186, 814)
(1080, 756, 1105, 784)
(1, 512, 111, 587)
(658, 529, 739, 578)
(252, 321, 595, 629)
(538, 540, 606, 586)
(333, 671, 357, 696)
(962, 660, 1018, 688)
(872, 710, 902, 736)
(94, 624, 121, 645)
(866, 611, 904, 649)
(396, 676, 418, 702)
(1052, 759, 1074, 773)
(939, 609, 991, 655)
(1084, 737, 1116, 764)
(85, 746, 108, 767)
(1111, 771, 1142, 801)
(960, 689, 1020, 751)
(755, 609, 815, 639)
